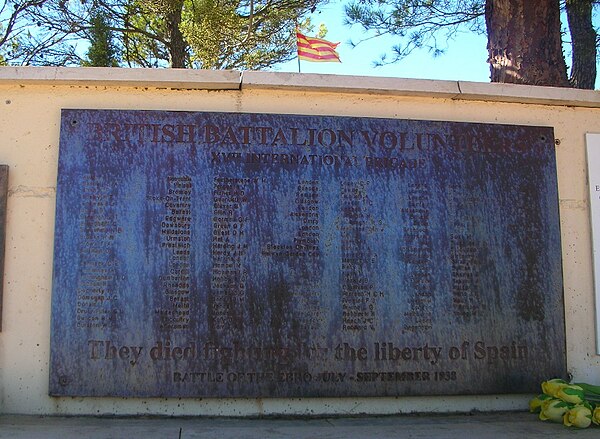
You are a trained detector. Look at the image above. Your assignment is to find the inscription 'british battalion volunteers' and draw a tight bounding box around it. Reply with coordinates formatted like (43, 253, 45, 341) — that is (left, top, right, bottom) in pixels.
(89, 122, 531, 155)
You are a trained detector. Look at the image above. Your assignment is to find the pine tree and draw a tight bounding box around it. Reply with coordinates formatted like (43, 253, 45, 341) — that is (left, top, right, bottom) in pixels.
(486, 0, 569, 86)
(83, 10, 120, 67)
(345, 0, 598, 88)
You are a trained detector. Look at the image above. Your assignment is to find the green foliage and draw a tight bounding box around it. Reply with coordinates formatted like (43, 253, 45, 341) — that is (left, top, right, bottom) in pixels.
(121, 0, 172, 67)
(4, 0, 326, 69)
(82, 10, 120, 67)
(119, 0, 325, 69)
(181, 0, 309, 69)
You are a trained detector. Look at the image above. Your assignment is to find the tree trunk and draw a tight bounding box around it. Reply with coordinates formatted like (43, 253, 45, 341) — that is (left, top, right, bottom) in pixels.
(485, 0, 569, 87)
(165, 0, 187, 68)
(566, 0, 597, 89)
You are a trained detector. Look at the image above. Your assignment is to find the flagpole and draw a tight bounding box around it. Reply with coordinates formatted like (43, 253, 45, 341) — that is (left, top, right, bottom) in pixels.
(295, 23, 301, 73)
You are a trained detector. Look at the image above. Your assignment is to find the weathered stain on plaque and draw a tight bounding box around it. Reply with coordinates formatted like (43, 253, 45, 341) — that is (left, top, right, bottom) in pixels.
(49, 110, 566, 397)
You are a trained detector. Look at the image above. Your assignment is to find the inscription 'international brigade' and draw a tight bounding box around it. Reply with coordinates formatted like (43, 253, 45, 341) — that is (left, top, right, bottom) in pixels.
(50, 110, 566, 398)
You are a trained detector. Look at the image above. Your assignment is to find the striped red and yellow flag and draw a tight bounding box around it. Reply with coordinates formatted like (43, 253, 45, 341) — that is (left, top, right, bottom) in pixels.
(296, 31, 341, 63)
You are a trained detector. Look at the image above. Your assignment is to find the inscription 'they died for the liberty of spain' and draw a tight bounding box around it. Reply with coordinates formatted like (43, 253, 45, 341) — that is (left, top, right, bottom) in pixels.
(89, 121, 534, 155)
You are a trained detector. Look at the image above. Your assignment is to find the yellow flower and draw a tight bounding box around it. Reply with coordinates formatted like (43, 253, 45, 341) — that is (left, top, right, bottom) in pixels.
(541, 378, 568, 397)
(529, 394, 552, 413)
(540, 399, 571, 423)
(563, 405, 592, 428)
(556, 384, 586, 404)
(593, 406, 600, 426)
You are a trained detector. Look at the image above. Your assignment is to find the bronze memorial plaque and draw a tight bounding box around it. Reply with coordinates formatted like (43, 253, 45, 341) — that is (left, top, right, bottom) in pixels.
(50, 109, 566, 397)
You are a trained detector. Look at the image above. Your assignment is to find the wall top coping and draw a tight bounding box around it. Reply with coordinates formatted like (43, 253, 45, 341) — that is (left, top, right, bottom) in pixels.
(0, 66, 241, 90)
(1, 66, 599, 108)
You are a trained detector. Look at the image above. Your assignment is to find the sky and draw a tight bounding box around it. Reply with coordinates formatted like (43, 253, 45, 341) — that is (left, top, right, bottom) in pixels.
(274, 1, 596, 87)
(275, 2, 491, 82)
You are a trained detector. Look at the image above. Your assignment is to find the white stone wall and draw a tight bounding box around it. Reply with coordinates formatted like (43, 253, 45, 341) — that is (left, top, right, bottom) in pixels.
(0, 67, 598, 416)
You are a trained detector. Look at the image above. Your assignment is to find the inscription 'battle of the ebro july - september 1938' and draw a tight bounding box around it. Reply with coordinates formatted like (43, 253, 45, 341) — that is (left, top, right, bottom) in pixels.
(49, 110, 566, 398)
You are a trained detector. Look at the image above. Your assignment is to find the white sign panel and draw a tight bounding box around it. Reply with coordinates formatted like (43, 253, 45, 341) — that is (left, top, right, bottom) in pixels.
(586, 133, 600, 355)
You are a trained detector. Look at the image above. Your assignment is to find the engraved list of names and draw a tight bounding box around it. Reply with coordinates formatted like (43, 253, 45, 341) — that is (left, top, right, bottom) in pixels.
(50, 110, 566, 397)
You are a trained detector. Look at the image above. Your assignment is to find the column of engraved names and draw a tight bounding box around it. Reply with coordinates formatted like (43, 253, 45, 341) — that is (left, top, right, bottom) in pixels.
(157, 176, 192, 331)
(291, 180, 323, 330)
(339, 180, 382, 332)
(447, 185, 482, 322)
(259, 180, 324, 329)
(400, 183, 433, 332)
(211, 177, 249, 331)
(76, 175, 120, 329)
